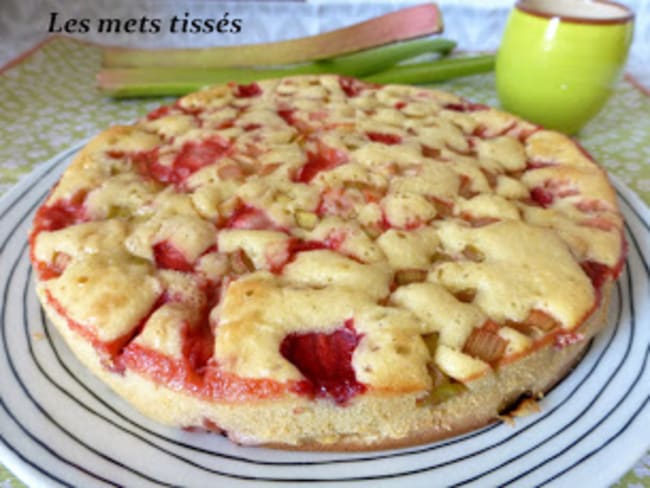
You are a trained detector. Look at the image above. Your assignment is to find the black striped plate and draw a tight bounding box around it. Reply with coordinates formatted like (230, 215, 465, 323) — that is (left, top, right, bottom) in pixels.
(1, 144, 648, 487)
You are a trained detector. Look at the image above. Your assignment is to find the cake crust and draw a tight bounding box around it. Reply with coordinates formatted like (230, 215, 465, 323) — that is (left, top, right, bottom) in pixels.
(38, 281, 611, 450)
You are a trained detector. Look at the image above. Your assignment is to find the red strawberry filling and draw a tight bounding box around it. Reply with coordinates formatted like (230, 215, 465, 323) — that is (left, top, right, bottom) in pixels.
(120, 345, 286, 401)
(233, 82, 263, 98)
(146, 105, 172, 121)
(31, 190, 88, 235)
(119, 278, 282, 399)
(444, 102, 488, 112)
(153, 240, 194, 272)
(277, 108, 297, 126)
(295, 145, 349, 183)
(117, 281, 287, 400)
(580, 260, 612, 290)
(45, 289, 167, 363)
(30, 191, 89, 280)
(530, 187, 554, 208)
(366, 132, 402, 145)
(226, 205, 283, 231)
(136, 137, 230, 185)
(529, 179, 580, 208)
(339, 76, 373, 97)
(280, 320, 366, 404)
(181, 285, 219, 377)
(170, 137, 230, 183)
(269, 232, 348, 273)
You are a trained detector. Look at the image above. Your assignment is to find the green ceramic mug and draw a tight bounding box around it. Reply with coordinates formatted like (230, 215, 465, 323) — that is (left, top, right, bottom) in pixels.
(496, 0, 634, 134)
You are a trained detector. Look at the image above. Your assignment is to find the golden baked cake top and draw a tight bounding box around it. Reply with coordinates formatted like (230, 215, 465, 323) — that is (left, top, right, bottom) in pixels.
(30, 75, 625, 405)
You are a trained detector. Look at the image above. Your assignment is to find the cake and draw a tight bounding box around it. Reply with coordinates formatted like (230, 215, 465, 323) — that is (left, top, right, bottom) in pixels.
(29, 75, 625, 449)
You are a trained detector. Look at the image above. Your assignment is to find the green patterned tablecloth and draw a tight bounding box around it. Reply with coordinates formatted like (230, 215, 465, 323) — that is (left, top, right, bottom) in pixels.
(0, 37, 648, 488)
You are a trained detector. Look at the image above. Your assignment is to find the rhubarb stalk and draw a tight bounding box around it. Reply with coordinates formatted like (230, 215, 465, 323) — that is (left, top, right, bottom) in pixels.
(98, 38, 457, 97)
(364, 54, 495, 84)
(312, 38, 455, 76)
(103, 3, 443, 68)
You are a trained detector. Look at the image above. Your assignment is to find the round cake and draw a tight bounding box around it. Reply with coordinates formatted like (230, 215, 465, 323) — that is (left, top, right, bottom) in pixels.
(29, 75, 626, 449)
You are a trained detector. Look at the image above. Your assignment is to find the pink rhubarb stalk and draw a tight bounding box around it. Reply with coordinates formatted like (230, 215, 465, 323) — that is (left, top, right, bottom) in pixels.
(103, 3, 443, 68)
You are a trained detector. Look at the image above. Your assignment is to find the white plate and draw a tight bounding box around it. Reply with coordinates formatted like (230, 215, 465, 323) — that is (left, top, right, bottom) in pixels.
(1, 144, 648, 488)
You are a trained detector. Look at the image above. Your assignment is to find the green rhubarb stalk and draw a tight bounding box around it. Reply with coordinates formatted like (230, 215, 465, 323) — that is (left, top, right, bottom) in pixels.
(98, 38, 457, 98)
(104, 3, 443, 69)
(314, 38, 455, 76)
(363, 54, 495, 84)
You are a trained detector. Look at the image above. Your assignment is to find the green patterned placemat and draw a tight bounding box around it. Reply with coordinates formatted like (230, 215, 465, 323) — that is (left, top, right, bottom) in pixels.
(0, 466, 23, 488)
(0, 36, 648, 488)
